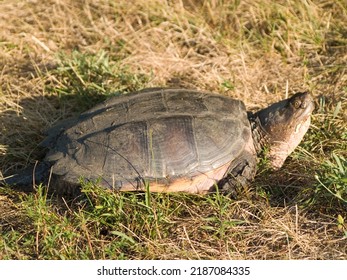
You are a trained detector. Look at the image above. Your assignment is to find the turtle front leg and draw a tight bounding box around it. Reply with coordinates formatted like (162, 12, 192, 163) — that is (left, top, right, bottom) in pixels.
(214, 152, 257, 197)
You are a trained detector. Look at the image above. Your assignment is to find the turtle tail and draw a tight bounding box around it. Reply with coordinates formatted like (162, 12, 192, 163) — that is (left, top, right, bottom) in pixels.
(1, 162, 50, 192)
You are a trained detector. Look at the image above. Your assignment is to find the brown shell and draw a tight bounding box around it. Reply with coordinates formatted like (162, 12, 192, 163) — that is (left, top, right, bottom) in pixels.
(43, 88, 254, 193)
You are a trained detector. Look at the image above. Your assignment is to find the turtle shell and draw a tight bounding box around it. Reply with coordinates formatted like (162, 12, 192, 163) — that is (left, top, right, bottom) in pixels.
(43, 88, 255, 193)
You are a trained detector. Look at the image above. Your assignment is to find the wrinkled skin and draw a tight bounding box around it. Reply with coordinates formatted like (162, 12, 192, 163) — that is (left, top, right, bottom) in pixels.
(252, 92, 315, 169)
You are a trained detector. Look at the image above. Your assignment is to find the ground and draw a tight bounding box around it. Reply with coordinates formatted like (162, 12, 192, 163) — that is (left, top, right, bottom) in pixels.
(0, 0, 346, 259)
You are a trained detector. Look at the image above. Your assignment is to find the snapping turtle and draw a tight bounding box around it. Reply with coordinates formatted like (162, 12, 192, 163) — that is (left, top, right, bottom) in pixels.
(2, 88, 314, 195)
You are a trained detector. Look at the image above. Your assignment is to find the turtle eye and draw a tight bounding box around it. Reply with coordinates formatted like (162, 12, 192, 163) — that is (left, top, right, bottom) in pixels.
(293, 100, 301, 109)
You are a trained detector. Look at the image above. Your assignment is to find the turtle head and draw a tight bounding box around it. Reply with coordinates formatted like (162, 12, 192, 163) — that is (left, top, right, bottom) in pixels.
(252, 92, 315, 169)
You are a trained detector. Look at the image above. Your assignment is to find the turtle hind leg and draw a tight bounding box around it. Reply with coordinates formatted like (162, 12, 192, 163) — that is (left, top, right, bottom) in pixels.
(1, 162, 50, 192)
(215, 153, 257, 198)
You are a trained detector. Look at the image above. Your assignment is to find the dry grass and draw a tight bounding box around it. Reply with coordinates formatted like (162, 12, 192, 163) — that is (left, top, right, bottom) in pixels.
(0, 0, 346, 259)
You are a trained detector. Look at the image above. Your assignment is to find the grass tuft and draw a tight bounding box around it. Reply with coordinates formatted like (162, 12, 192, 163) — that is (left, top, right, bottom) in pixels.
(315, 153, 347, 204)
(48, 50, 150, 111)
